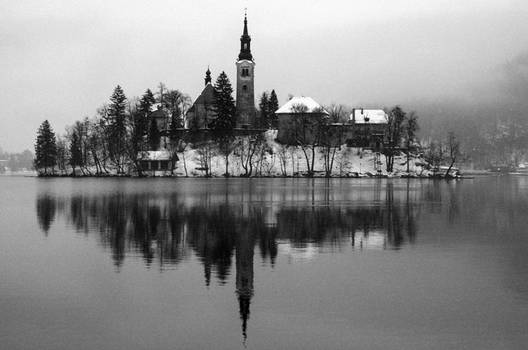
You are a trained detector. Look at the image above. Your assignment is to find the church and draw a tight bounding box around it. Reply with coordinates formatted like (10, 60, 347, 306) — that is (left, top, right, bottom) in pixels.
(185, 13, 257, 129)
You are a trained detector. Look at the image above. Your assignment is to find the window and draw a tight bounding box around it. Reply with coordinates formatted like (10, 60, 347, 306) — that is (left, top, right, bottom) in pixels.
(243, 85, 247, 91)
(244, 43, 248, 50)
(241, 68, 249, 77)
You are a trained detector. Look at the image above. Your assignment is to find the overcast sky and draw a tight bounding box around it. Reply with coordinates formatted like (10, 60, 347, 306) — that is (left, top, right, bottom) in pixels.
(1, 0, 528, 151)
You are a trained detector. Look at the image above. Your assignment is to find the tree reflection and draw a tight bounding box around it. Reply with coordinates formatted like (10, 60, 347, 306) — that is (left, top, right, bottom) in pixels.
(35, 181, 422, 341)
(36, 194, 56, 236)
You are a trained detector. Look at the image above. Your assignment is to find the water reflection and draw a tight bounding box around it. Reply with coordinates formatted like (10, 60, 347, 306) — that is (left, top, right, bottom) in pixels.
(36, 185, 421, 267)
(35, 180, 423, 341)
(36, 194, 56, 235)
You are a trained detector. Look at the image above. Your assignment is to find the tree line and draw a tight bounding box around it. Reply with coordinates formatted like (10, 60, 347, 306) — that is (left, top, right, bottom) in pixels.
(34, 82, 191, 176)
(34, 72, 282, 177)
(0, 147, 33, 173)
(35, 71, 468, 178)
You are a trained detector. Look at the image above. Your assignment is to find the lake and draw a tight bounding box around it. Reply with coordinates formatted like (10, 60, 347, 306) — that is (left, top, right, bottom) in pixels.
(1, 176, 527, 349)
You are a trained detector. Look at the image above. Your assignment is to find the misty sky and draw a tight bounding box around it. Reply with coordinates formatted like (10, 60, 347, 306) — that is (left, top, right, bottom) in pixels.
(2, 0, 528, 151)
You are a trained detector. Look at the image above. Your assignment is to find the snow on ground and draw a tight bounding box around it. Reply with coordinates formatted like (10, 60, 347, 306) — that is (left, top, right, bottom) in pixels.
(174, 130, 429, 177)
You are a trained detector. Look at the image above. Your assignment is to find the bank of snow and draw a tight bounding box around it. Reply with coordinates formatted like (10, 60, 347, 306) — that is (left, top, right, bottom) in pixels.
(174, 130, 429, 177)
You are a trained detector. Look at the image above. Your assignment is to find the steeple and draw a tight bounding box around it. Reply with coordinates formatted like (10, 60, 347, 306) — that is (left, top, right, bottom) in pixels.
(204, 67, 211, 86)
(238, 12, 253, 61)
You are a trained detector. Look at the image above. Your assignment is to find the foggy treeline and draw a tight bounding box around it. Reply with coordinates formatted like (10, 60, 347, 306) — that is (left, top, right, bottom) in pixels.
(0, 147, 33, 173)
(410, 51, 528, 168)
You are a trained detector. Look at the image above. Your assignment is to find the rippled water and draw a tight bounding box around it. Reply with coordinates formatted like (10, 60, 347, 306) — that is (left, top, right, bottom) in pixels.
(1, 176, 527, 349)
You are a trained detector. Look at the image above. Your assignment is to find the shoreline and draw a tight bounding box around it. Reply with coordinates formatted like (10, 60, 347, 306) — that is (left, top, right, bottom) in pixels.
(28, 172, 492, 179)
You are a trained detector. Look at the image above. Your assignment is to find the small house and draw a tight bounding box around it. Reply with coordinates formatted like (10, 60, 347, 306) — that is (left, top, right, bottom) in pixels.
(348, 109, 388, 149)
(275, 96, 329, 144)
(138, 149, 176, 175)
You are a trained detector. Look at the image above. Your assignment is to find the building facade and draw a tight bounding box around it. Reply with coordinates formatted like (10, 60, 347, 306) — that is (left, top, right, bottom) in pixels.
(185, 68, 216, 129)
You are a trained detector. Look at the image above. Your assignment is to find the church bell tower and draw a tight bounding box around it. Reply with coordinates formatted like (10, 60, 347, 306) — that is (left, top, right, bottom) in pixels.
(236, 12, 256, 128)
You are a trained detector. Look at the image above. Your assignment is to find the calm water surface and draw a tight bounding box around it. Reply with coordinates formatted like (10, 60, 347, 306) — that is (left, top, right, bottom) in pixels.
(1, 176, 527, 349)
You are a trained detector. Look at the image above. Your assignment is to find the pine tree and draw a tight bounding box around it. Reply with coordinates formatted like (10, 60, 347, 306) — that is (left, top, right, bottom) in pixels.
(212, 71, 236, 176)
(131, 89, 155, 169)
(212, 71, 236, 132)
(34, 120, 57, 175)
(268, 90, 279, 129)
(139, 89, 156, 115)
(105, 85, 128, 173)
(259, 92, 269, 128)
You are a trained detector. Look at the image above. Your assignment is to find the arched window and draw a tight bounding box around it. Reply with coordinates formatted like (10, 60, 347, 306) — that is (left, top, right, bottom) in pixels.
(243, 85, 248, 91)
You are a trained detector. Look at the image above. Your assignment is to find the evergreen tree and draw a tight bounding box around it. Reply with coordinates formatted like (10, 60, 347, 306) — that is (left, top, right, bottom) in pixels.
(105, 85, 128, 172)
(140, 89, 156, 113)
(130, 89, 155, 173)
(212, 71, 236, 131)
(34, 120, 57, 175)
(149, 118, 161, 151)
(212, 71, 236, 176)
(268, 90, 279, 129)
(259, 92, 269, 128)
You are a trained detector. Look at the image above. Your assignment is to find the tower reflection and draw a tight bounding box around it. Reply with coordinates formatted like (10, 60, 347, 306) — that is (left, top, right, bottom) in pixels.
(36, 180, 422, 341)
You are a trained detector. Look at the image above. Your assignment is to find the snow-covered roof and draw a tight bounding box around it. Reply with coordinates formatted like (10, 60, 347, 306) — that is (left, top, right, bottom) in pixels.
(350, 109, 388, 124)
(275, 96, 329, 115)
(139, 150, 171, 161)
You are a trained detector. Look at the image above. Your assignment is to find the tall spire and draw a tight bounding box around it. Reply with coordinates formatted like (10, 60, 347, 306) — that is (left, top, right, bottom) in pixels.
(238, 11, 253, 61)
(243, 9, 248, 36)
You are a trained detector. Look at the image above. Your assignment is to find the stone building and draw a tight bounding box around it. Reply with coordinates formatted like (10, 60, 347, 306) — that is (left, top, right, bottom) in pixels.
(275, 96, 329, 144)
(276, 97, 388, 150)
(185, 14, 257, 130)
(348, 109, 388, 149)
(185, 68, 216, 129)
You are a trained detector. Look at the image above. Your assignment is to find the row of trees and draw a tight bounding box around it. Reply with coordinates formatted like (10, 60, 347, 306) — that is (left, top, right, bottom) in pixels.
(424, 131, 463, 177)
(34, 83, 191, 176)
(283, 104, 421, 176)
(34, 71, 280, 177)
(35, 70, 472, 178)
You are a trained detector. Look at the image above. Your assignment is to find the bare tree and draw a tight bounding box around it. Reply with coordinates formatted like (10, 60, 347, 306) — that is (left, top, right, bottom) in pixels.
(56, 136, 68, 175)
(384, 106, 406, 172)
(289, 103, 326, 177)
(424, 140, 445, 176)
(194, 140, 215, 177)
(445, 131, 461, 178)
(276, 144, 289, 176)
(404, 111, 419, 173)
(320, 105, 348, 177)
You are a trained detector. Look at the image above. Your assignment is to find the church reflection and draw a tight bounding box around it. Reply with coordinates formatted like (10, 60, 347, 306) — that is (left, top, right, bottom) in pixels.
(35, 181, 420, 341)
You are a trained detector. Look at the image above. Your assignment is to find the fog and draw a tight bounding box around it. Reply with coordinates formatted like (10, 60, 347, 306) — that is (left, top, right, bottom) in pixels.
(1, 0, 528, 151)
